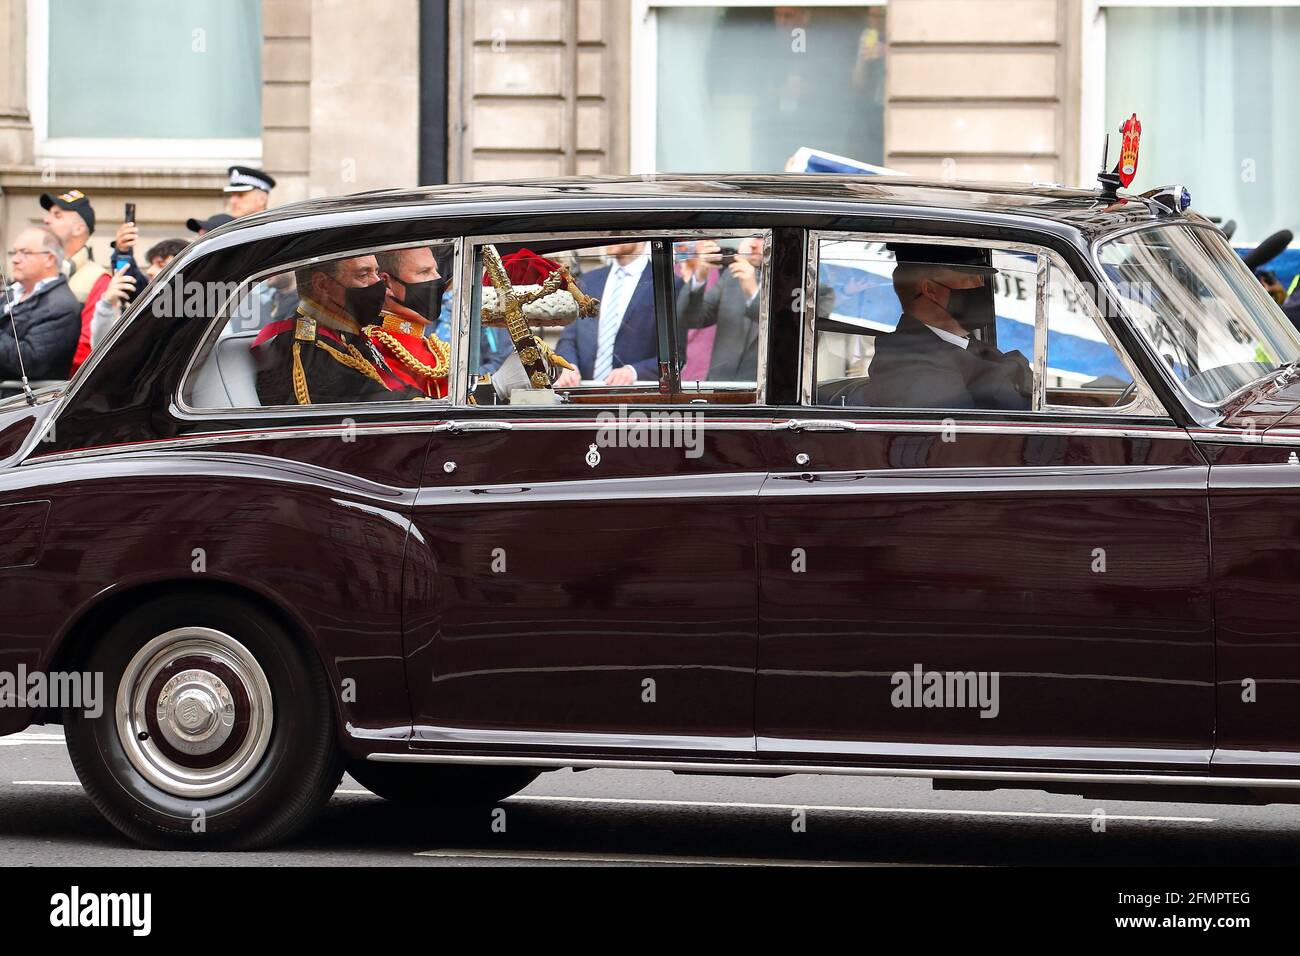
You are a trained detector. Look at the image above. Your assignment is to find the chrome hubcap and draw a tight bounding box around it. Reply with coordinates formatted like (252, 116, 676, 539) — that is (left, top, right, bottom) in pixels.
(116, 628, 274, 798)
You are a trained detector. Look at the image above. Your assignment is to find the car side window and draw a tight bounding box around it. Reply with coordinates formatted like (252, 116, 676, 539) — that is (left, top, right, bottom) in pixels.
(811, 235, 1146, 415)
(813, 238, 1036, 412)
(1043, 262, 1137, 410)
(464, 233, 768, 406)
(182, 240, 457, 410)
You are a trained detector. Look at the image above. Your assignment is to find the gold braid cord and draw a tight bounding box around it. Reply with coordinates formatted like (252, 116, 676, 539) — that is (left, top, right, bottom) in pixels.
(292, 341, 311, 405)
(480, 244, 591, 389)
(364, 325, 451, 382)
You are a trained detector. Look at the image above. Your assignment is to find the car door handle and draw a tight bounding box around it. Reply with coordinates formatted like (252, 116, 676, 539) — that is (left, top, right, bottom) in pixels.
(433, 420, 514, 434)
(780, 419, 858, 432)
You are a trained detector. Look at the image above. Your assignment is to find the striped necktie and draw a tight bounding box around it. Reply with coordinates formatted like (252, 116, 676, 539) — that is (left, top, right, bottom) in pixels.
(593, 266, 633, 381)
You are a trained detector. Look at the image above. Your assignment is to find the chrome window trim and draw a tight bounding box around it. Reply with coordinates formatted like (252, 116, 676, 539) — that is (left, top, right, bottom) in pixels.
(801, 230, 1164, 418)
(456, 227, 774, 409)
(172, 236, 465, 420)
(1089, 219, 1300, 415)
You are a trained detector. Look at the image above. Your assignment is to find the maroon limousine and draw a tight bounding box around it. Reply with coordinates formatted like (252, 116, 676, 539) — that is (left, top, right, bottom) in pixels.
(1, 174, 1299, 848)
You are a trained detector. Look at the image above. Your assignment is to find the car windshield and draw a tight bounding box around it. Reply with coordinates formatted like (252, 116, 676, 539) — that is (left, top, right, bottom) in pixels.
(1097, 223, 1300, 405)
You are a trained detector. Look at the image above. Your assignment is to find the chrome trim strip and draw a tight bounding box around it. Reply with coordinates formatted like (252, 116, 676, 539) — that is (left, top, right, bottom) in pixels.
(758, 737, 1208, 765)
(413, 726, 753, 751)
(762, 464, 1207, 497)
(367, 752, 1300, 789)
(1190, 428, 1300, 446)
(1032, 253, 1048, 413)
(414, 471, 769, 507)
(1207, 463, 1300, 490)
(771, 418, 1187, 441)
(799, 230, 819, 405)
(23, 422, 445, 465)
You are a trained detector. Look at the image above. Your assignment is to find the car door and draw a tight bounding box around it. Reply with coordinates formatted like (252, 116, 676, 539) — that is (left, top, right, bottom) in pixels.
(401, 228, 773, 753)
(755, 231, 1214, 768)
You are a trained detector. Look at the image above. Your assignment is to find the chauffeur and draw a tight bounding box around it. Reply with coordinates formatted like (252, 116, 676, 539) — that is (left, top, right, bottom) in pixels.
(864, 245, 1032, 411)
(252, 254, 426, 406)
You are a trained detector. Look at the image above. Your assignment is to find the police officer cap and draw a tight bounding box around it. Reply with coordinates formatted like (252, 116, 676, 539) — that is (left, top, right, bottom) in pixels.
(224, 166, 276, 193)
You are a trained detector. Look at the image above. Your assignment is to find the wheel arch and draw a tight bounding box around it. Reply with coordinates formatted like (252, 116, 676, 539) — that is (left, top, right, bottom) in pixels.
(43, 577, 338, 732)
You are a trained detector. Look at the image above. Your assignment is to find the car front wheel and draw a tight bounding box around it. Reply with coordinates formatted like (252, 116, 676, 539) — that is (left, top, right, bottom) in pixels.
(64, 593, 342, 849)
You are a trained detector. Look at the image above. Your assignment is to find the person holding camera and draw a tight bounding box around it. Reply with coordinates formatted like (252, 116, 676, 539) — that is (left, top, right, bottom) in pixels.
(676, 236, 765, 382)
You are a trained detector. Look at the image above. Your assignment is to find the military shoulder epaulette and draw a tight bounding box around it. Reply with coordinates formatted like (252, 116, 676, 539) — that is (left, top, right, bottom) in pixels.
(294, 316, 318, 343)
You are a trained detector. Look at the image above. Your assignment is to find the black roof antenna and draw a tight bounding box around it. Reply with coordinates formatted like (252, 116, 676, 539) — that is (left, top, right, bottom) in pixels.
(1097, 133, 1122, 200)
(0, 273, 37, 406)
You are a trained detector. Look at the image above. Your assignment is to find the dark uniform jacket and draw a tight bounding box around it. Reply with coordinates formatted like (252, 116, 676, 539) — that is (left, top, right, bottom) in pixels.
(864, 314, 1032, 411)
(0, 275, 81, 380)
(252, 297, 422, 406)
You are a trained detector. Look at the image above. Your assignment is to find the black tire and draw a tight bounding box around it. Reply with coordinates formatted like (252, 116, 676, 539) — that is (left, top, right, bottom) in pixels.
(64, 593, 343, 849)
(347, 761, 540, 806)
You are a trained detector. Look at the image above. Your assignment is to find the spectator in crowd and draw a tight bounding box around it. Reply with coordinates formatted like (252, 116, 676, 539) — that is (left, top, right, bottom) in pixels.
(676, 236, 765, 381)
(40, 189, 107, 305)
(143, 239, 187, 279)
(224, 166, 275, 219)
(86, 264, 137, 354)
(1, 226, 82, 381)
(554, 242, 658, 387)
(185, 213, 234, 236)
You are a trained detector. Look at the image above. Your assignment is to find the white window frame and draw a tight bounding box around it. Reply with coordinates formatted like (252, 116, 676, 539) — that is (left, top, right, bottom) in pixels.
(26, 0, 261, 170)
(1079, 0, 1300, 192)
(629, 0, 887, 174)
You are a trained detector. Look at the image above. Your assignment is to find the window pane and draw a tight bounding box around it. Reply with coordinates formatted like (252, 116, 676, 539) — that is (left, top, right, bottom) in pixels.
(656, 5, 886, 172)
(48, 0, 262, 139)
(1105, 6, 1300, 245)
(813, 239, 1035, 412)
(184, 241, 455, 409)
(1044, 264, 1134, 409)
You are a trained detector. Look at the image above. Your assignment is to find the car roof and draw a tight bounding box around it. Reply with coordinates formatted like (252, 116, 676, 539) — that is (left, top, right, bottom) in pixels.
(215, 173, 1179, 241)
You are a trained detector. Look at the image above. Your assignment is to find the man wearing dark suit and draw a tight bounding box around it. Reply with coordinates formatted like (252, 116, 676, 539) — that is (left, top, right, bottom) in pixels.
(554, 242, 658, 387)
(864, 251, 1031, 411)
(676, 236, 765, 382)
(1, 226, 82, 384)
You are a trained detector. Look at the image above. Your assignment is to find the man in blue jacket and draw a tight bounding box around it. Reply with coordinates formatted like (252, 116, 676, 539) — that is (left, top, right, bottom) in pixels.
(553, 242, 659, 387)
(1, 226, 81, 384)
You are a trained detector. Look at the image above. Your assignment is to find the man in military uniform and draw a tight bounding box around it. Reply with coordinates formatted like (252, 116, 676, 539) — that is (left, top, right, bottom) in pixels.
(252, 254, 425, 406)
(373, 246, 453, 398)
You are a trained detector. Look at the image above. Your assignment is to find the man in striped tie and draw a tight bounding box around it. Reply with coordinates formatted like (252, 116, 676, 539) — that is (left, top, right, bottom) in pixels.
(554, 242, 659, 388)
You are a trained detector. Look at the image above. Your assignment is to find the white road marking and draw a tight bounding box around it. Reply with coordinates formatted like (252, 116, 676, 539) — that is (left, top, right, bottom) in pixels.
(0, 731, 66, 747)
(414, 848, 871, 867)
(12, 780, 79, 787)
(502, 794, 1217, 823)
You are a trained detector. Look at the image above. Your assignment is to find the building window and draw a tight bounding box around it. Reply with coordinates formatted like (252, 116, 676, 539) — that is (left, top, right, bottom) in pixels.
(640, 2, 886, 173)
(1102, 2, 1300, 244)
(31, 0, 261, 165)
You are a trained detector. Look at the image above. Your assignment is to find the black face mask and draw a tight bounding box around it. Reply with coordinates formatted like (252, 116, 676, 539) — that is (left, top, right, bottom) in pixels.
(396, 277, 444, 320)
(936, 280, 995, 334)
(338, 278, 387, 326)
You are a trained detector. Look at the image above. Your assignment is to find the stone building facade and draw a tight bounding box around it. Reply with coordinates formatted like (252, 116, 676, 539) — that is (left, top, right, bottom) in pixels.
(3, 0, 1251, 259)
